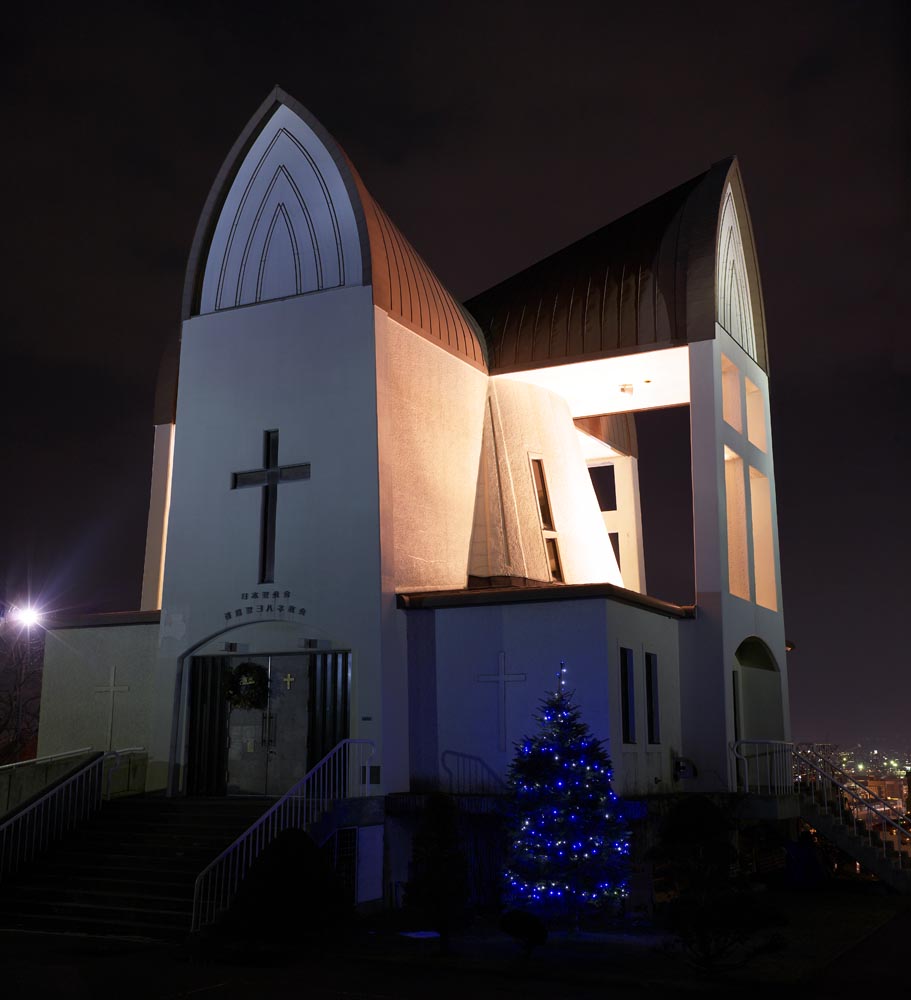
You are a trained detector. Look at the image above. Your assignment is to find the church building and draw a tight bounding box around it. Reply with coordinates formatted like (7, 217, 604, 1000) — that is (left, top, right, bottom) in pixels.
(36, 88, 790, 906)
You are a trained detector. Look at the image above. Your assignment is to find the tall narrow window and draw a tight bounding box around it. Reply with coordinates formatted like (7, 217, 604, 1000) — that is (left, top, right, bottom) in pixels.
(749, 467, 777, 610)
(531, 459, 554, 529)
(620, 646, 636, 744)
(745, 378, 767, 452)
(723, 446, 749, 600)
(721, 354, 742, 432)
(544, 537, 564, 582)
(530, 458, 562, 582)
(645, 652, 660, 744)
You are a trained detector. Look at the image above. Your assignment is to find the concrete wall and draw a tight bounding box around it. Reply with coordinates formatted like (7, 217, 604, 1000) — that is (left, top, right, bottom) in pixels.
(470, 379, 622, 585)
(376, 312, 488, 592)
(152, 285, 391, 792)
(37, 623, 158, 757)
(682, 333, 788, 792)
(140, 422, 174, 611)
(424, 597, 681, 798)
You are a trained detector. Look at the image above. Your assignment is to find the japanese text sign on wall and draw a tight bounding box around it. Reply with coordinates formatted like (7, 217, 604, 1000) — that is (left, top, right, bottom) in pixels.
(223, 590, 306, 622)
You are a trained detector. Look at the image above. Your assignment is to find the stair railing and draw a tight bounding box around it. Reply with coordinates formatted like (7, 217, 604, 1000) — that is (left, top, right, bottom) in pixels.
(796, 745, 905, 822)
(0, 747, 93, 774)
(191, 738, 376, 933)
(103, 746, 147, 798)
(730, 739, 795, 795)
(793, 748, 911, 863)
(441, 750, 509, 795)
(0, 747, 147, 882)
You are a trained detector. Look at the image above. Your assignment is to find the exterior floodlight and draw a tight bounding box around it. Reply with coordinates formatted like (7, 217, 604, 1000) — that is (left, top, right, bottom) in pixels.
(12, 606, 41, 627)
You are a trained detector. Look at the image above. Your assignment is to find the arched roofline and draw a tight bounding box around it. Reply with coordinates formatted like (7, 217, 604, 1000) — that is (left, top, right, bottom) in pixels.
(720, 159, 770, 371)
(470, 156, 769, 373)
(180, 86, 372, 322)
(680, 156, 769, 370)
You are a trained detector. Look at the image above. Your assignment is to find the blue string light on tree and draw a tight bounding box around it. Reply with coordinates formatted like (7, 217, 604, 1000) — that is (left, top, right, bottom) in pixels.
(502, 661, 630, 922)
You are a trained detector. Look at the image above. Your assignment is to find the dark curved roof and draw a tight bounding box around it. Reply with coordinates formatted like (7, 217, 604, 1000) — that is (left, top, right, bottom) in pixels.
(466, 161, 733, 373)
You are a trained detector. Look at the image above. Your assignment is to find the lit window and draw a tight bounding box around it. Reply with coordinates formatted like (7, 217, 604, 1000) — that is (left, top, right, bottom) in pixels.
(723, 446, 749, 600)
(749, 467, 777, 610)
(721, 355, 742, 432)
(745, 377, 767, 452)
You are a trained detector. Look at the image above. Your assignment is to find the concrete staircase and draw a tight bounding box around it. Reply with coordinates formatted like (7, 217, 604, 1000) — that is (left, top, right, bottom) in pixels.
(0, 795, 272, 939)
(800, 792, 911, 894)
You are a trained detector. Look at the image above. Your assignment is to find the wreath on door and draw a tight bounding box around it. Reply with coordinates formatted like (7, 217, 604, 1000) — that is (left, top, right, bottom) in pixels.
(226, 661, 269, 710)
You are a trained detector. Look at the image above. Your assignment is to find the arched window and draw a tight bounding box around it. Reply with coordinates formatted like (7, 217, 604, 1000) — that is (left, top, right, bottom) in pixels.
(716, 185, 757, 361)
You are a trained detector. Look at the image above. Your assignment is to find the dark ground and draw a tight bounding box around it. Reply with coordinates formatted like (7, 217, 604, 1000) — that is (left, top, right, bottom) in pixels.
(1, 884, 907, 999)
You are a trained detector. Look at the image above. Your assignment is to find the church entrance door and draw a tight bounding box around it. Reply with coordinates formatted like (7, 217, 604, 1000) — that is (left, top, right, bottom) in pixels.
(186, 651, 351, 797)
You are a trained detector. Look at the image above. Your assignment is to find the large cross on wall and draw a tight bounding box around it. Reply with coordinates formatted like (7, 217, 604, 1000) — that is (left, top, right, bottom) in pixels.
(476, 651, 527, 752)
(94, 664, 129, 752)
(232, 430, 310, 584)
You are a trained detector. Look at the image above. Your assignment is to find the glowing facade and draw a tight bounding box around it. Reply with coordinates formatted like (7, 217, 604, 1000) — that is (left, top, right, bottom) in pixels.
(37, 89, 790, 904)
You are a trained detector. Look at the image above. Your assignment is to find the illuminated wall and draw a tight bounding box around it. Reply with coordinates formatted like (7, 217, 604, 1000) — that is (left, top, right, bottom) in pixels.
(140, 422, 175, 611)
(376, 311, 488, 592)
(468, 378, 622, 586)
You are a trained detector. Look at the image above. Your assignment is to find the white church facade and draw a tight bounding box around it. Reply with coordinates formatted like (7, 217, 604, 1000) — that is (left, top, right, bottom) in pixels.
(36, 89, 789, 903)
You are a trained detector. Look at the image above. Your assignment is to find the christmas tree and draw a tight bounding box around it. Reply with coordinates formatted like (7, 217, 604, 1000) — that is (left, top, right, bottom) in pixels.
(503, 664, 630, 919)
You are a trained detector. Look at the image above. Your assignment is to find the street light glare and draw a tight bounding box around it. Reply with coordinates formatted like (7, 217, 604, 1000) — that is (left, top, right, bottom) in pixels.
(12, 606, 41, 627)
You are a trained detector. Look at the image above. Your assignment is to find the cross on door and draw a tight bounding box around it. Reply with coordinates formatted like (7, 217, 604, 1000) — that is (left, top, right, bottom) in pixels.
(95, 664, 129, 752)
(232, 429, 310, 584)
(476, 651, 527, 752)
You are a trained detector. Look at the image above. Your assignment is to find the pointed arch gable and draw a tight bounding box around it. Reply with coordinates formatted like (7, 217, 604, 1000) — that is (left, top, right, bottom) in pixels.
(715, 164, 769, 370)
(182, 89, 370, 319)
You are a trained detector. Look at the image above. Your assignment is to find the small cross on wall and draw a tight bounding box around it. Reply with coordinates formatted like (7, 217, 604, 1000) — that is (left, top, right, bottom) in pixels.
(282, 673, 295, 691)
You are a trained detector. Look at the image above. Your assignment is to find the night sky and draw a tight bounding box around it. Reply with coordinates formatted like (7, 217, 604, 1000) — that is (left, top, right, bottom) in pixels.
(2, 1, 907, 747)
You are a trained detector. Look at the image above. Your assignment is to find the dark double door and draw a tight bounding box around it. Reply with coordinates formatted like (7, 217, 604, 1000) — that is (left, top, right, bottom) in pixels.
(187, 651, 350, 796)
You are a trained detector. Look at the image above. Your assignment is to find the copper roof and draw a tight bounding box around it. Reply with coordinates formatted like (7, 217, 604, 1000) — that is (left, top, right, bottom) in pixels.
(347, 163, 487, 371)
(466, 161, 735, 373)
(181, 89, 487, 377)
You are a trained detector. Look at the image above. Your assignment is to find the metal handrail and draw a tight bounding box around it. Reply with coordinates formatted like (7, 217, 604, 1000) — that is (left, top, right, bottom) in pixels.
(794, 749, 911, 862)
(0, 747, 94, 773)
(191, 738, 376, 932)
(0, 746, 147, 881)
(103, 746, 147, 798)
(731, 739, 795, 795)
(796, 745, 904, 820)
(441, 751, 508, 795)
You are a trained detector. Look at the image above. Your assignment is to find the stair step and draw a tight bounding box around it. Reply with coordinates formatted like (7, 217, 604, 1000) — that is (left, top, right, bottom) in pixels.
(0, 910, 187, 940)
(63, 834, 239, 850)
(0, 897, 190, 923)
(39, 857, 203, 877)
(0, 793, 287, 939)
(4, 884, 192, 908)
(26, 874, 193, 893)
